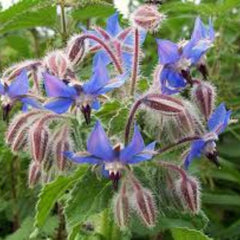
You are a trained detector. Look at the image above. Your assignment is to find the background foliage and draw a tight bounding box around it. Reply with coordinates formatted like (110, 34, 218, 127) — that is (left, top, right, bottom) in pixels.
(0, 0, 239, 239)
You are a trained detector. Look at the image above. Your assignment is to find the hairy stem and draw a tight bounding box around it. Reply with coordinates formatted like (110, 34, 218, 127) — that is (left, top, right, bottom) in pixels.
(130, 28, 140, 96)
(124, 98, 142, 145)
(156, 136, 200, 154)
(79, 34, 123, 74)
(60, 0, 67, 44)
(55, 202, 66, 240)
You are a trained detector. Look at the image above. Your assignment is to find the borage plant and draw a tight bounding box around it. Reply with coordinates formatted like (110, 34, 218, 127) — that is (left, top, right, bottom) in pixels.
(1, 2, 233, 239)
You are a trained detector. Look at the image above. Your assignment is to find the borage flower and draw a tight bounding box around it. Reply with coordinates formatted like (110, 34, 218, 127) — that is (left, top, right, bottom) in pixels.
(0, 70, 41, 120)
(184, 103, 231, 168)
(65, 121, 155, 186)
(43, 59, 126, 123)
(156, 17, 214, 94)
(89, 13, 146, 71)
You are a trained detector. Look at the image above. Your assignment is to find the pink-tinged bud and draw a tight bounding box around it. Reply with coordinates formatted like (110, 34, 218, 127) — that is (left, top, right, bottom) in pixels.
(66, 35, 88, 66)
(192, 81, 216, 121)
(131, 4, 166, 32)
(175, 175, 200, 214)
(2, 60, 42, 82)
(28, 161, 41, 188)
(142, 93, 184, 115)
(129, 176, 156, 227)
(29, 122, 49, 164)
(44, 50, 71, 79)
(6, 110, 42, 146)
(52, 126, 72, 171)
(113, 183, 130, 229)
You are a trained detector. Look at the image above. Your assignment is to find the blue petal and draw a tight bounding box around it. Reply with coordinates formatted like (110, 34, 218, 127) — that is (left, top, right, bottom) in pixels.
(44, 98, 73, 114)
(43, 73, 77, 98)
(127, 141, 156, 164)
(91, 99, 101, 110)
(64, 151, 100, 164)
(191, 17, 207, 43)
(83, 60, 109, 94)
(120, 125, 145, 163)
(106, 13, 122, 36)
(21, 97, 42, 109)
(208, 18, 215, 41)
(87, 121, 115, 161)
(156, 39, 180, 65)
(93, 51, 111, 69)
(98, 72, 128, 94)
(208, 103, 227, 132)
(0, 82, 5, 95)
(124, 29, 147, 46)
(184, 139, 205, 168)
(8, 69, 29, 97)
(122, 52, 133, 71)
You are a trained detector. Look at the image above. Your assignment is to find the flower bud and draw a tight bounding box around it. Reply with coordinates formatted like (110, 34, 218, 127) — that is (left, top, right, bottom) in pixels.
(142, 93, 184, 115)
(175, 175, 200, 214)
(192, 81, 216, 121)
(130, 176, 156, 227)
(28, 161, 41, 187)
(131, 4, 166, 32)
(52, 126, 72, 171)
(44, 50, 72, 79)
(66, 35, 88, 66)
(6, 110, 42, 146)
(113, 183, 130, 229)
(29, 122, 49, 164)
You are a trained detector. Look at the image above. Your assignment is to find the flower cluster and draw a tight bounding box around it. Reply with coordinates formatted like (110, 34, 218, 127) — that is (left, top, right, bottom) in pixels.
(1, 3, 232, 229)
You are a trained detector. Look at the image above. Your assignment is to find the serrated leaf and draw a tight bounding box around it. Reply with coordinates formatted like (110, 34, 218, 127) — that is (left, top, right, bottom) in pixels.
(0, 0, 56, 35)
(72, 2, 115, 20)
(171, 227, 213, 240)
(65, 171, 113, 236)
(35, 166, 88, 228)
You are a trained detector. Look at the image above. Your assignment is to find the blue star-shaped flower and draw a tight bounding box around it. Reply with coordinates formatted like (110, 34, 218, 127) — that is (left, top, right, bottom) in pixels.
(184, 103, 231, 168)
(156, 17, 214, 94)
(43, 58, 126, 122)
(65, 121, 155, 182)
(0, 70, 41, 119)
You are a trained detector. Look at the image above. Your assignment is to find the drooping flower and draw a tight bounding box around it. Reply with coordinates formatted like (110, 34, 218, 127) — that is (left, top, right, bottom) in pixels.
(89, 12, 146, 71)
(0, 70, 41, 120)
(156, 17, 214, 94)
(65, 121, 155, 183)
(43, 58, 126, 123)
(184, 103, 231, 168)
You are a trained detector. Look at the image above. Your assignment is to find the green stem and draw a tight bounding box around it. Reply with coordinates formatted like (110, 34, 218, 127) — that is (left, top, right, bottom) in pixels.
(60, 0, 67, 44)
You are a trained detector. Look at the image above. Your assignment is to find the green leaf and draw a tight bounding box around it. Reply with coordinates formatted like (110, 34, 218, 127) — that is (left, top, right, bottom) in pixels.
(72, 2, 115, 20)
(65, 171, 113, 237)
(35, 166, 88, 228)
(0, 0, 56, 35)
(202, 193, 240, 206)
(171, 227, 213, 240)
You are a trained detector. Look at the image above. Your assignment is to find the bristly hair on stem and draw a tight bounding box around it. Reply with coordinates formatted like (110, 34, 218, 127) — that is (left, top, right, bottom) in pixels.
(130, 28, 140, 96)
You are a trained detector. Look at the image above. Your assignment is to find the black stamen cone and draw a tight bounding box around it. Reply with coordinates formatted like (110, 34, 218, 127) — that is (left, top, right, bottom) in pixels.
(81, 105, 91, 124)
(198, 64, 208, 80)
(181, 69, 193, 86)
(206, 151, 221, 168)
(109, 172, 121, 191)
(2, 104, 11, 122)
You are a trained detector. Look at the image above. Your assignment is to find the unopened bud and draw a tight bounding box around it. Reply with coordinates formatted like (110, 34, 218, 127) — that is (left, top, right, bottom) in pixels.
(131, 4, 166, 32)
(29, 122, 49, 164)
(142, 93, 184, 115)
(44, 50, 71, 79)
(113, 183, 130, 229)
(175, 175, 200, 214)
(130, 176, 156, 227)
(28, 161, 41, 187)
(52, 126, 72, 171)
(66, 35, 88, 66)
(192, 81, 216, 121)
